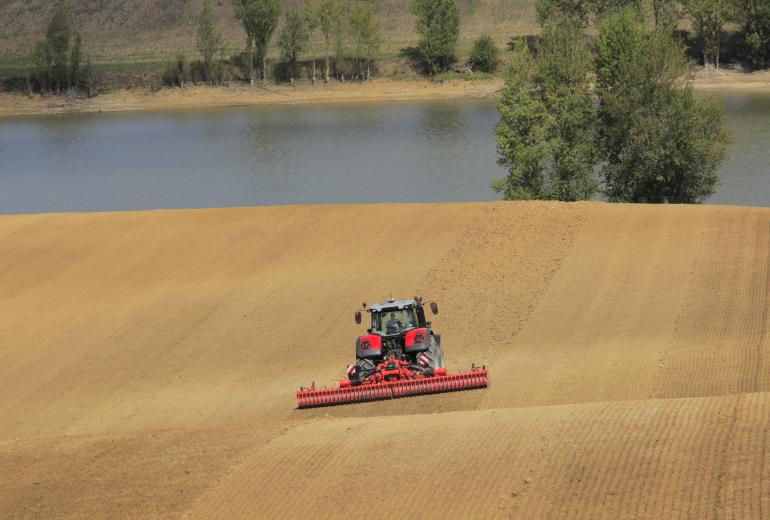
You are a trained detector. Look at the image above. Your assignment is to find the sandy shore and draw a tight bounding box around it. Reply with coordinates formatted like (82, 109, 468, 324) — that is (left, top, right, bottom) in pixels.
(0, 78, 504, 118)
(1, 201, 769, 518)
(689, 66, 770, 92)
(2, 67, 768, 118)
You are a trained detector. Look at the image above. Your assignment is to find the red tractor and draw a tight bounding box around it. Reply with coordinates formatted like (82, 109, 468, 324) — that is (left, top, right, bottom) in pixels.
(296, 297, 488, 409)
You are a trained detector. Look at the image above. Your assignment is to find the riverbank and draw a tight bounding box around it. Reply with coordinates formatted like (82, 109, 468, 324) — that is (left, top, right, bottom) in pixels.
(689, 67, 770, 92)
(0, 78, 504, 118)
(1, 68, 768, 118)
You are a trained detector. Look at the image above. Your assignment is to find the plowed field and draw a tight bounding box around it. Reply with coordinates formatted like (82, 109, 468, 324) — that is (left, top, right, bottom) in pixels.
(1, 201, 768, 519)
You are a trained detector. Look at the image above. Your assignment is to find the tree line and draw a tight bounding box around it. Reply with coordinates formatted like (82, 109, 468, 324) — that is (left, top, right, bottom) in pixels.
(164, 0, 387, 85)
(26, 0, 769, 96)
(494, 6, 730, 204)
(30, 8, 99, 95)
(537, 0, 770, 69)
(174, 0, 500, 85)
(189, 0, 385, 84)
(27, 0, 497, 93)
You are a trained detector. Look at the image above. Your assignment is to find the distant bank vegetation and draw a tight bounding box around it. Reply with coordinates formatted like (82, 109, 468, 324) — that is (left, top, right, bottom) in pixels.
(10, 0, 750, 204)
(8, 0, 770, 94)
(495, 5, 732, 204)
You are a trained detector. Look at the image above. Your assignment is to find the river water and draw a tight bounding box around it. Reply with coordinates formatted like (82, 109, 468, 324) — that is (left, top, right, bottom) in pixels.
(0, 94, 767, 214)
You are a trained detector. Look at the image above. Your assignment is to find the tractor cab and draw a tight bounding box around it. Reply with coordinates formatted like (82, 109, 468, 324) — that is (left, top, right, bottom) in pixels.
(372, 304, 420, 336)
(355, 297, 438, 337)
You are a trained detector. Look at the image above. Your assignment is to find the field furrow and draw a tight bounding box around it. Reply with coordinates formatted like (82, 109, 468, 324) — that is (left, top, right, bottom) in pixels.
(1, 201, 769, 519)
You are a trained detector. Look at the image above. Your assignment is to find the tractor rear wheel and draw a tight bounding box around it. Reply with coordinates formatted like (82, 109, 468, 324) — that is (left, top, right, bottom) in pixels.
(428, 336, 444, 369)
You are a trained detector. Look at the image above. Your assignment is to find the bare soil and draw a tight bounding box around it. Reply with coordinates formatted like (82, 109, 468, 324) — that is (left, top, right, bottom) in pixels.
(0, 201, 768, 519)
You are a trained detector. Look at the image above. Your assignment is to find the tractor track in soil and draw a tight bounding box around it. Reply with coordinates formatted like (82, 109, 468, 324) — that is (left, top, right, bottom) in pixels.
(0, 201, 769, 519)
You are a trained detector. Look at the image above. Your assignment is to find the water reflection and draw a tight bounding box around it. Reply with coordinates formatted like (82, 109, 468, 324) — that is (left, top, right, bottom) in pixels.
(707, 93, 770, 207)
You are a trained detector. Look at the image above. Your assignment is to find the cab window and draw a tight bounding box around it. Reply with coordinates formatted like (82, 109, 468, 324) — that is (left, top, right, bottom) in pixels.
(371, 308, 418, 334)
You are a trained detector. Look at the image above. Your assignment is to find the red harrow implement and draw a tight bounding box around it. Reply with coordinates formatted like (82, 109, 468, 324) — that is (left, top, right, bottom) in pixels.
(297, 358, 488, 409)
(296, 297, 489, 409)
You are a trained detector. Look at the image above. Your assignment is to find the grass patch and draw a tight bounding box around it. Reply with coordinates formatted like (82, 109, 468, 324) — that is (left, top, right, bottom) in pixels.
(430, 70, 497, 82)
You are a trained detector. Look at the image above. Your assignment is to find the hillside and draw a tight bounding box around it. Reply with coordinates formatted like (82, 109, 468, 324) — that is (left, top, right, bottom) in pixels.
(0, 0, 537, 66)
(0, 201, 768, 518)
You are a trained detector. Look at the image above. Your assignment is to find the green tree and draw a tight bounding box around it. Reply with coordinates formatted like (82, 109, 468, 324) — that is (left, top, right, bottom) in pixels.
(494, 22, 598, 201)
(47, 7, 72, 92)
(410, 0, 460, 74)
(595, 8, 729, 202)
(333, 4, 348, 76)
(738, 0, 770, 67)
(469, 34, 499, 72)
(684, 0, 736, 67)
(32, 41, 52, 91)
(232, 0, 281, 83)
(305, 0, 320, 81)
(197, 0, 224, 83)
(69, 32, 82, 88)
(318, 0, 344, 81)
(31, 7, 85, 92)
(349, 2, 382, 81)
(278, 8, 310, 80)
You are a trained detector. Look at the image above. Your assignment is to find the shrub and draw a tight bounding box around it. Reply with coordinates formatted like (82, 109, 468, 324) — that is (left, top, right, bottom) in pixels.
(163, 55, 190, 87)
(470, 34, 499, 72)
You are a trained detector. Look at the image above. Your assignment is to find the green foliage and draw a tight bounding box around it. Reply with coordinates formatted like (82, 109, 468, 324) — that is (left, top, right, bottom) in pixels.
(595, 8, 729, 203)
(536, 0, 593, 25)
(70, 32, 82, 87)
(684, 0, 737, 66)
(535, 0, 641, 26)
(602, 87, 728, 203)
(232, 0, 281, 81)
(305, 1, 319, 34)
(32, 42, 52, 90)
(163, 55, 190, 87)
(197, 0, 224, 83)
(495, 22, 598, 201)
(651, 0, 681, 30)
(31, 7, 86, 92)
(349, 2, 383, 80)
(496, 8, 729, 204)
(318, 0, 344, 80)
(469, 34, 499, 72)
(333, 5, 348, 75)
(740, 0, 770, 67)
(305, 0, 320, 80)
(278, 8, 310, 79)
(410, 0, 460, 74)
(47, 7, 71, 89)
(82, 56, 101, 97)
